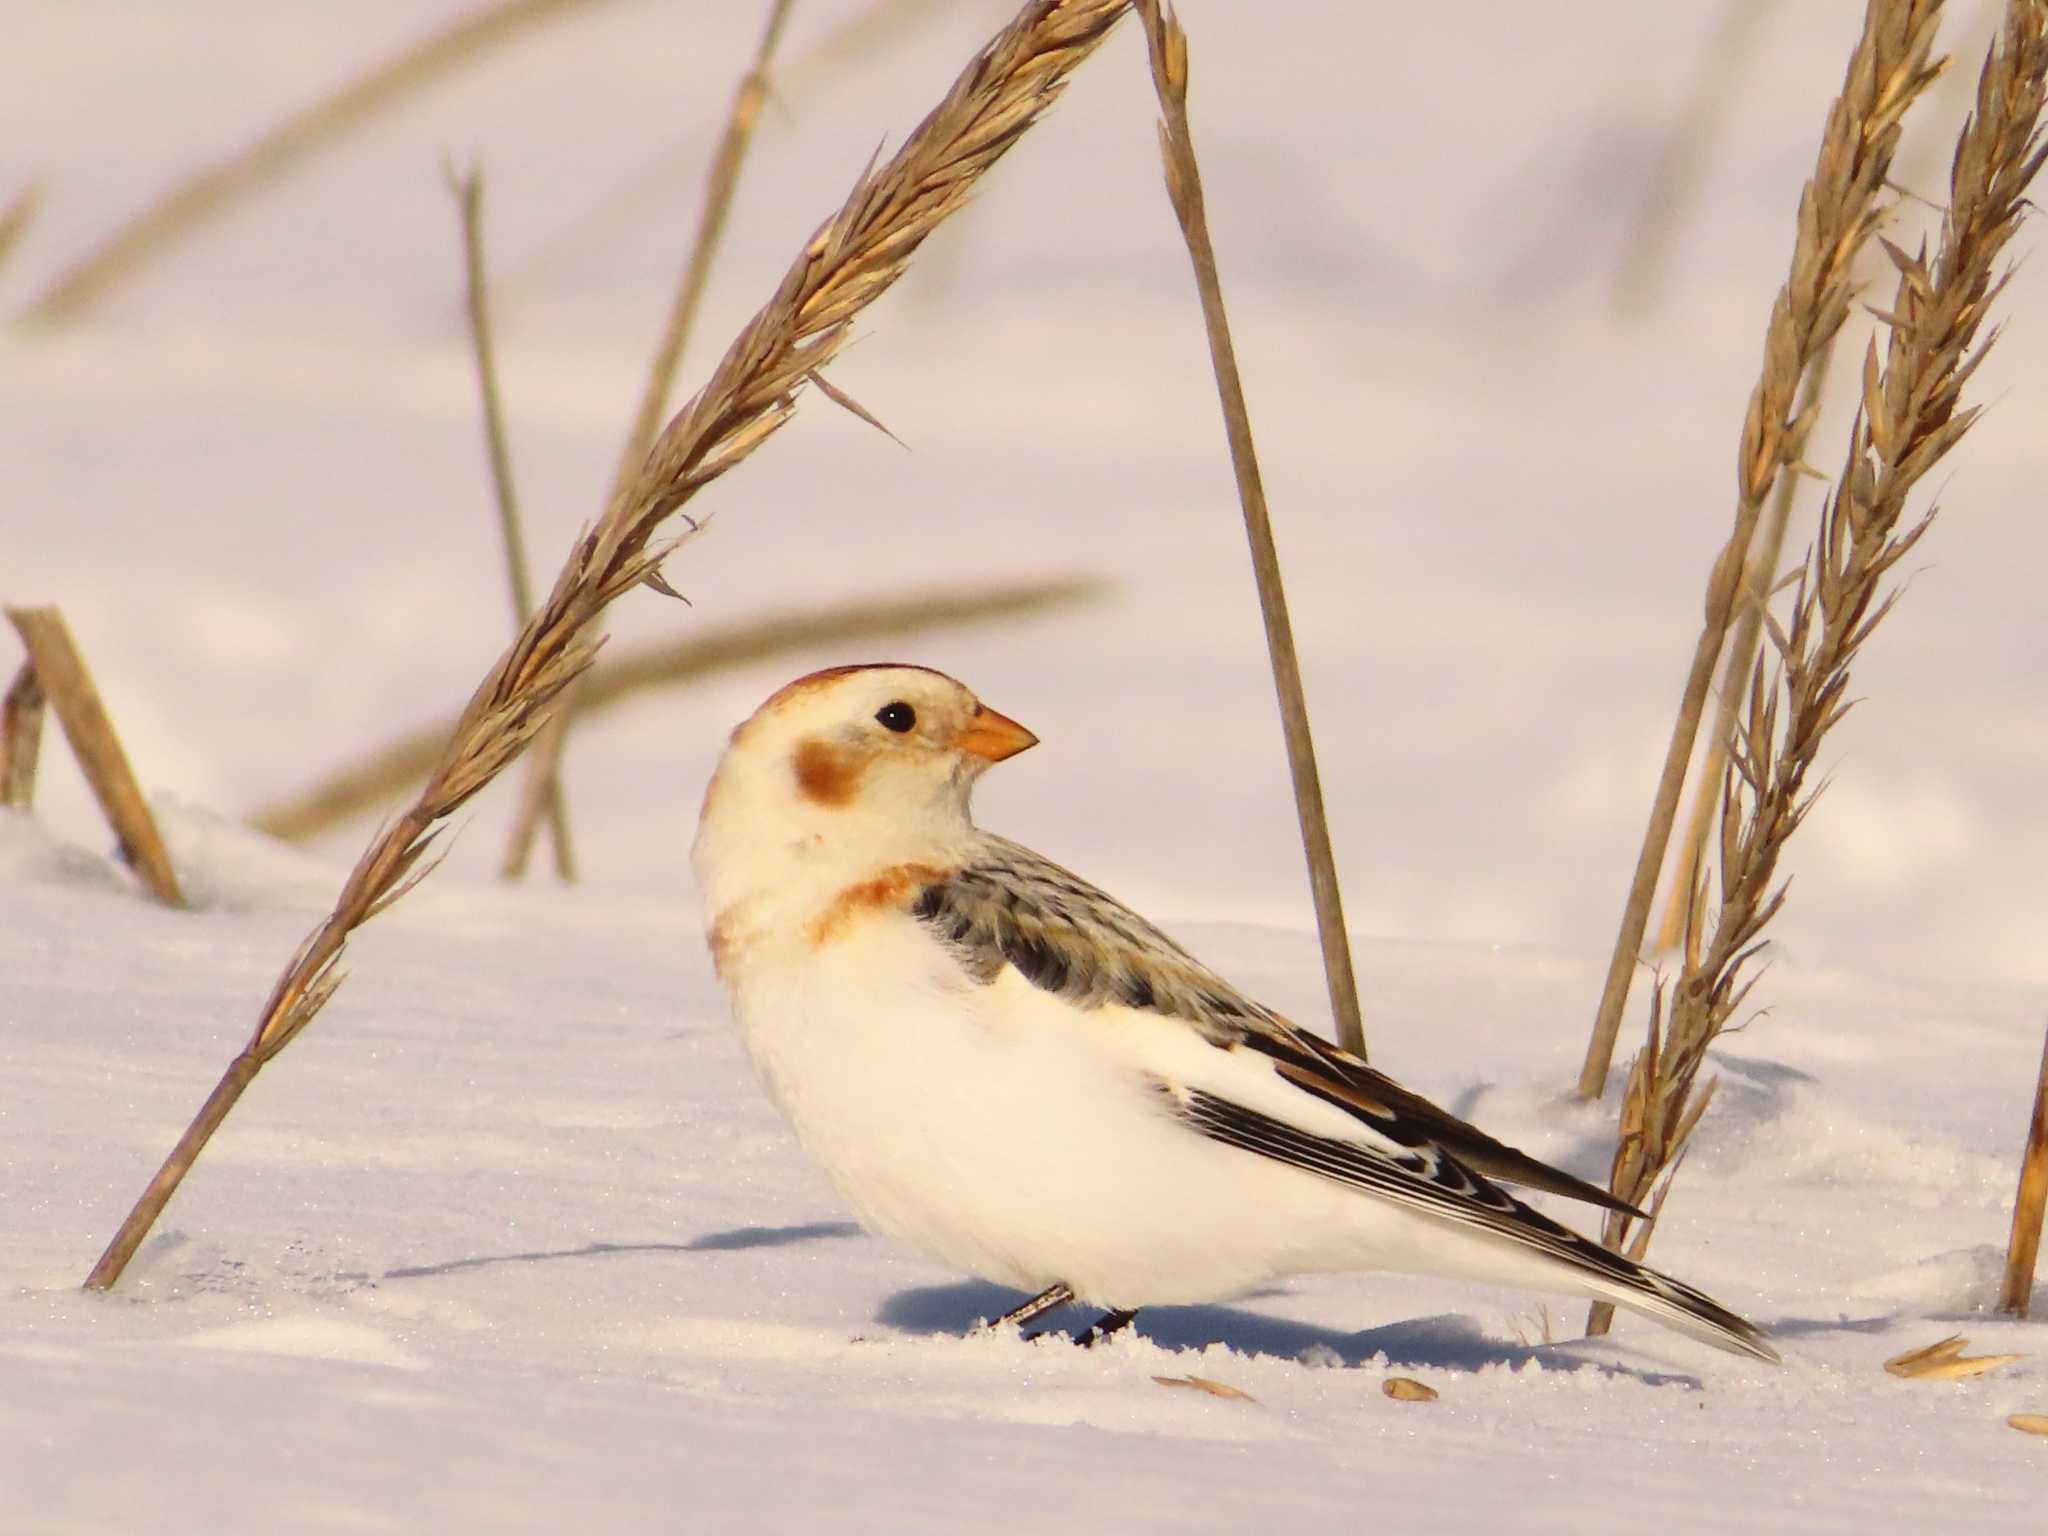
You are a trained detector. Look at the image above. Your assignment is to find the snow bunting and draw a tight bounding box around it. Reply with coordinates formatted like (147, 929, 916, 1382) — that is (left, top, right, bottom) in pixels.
(692, 664, 1776, 1361)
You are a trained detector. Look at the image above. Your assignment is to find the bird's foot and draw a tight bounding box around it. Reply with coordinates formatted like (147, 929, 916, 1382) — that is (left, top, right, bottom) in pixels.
(1075, 1307, 1138, 1347)
(985, 1282, 1075, 1333)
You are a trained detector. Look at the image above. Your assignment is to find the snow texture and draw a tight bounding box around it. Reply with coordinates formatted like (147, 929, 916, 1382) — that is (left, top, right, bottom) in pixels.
(5, 2, 2047, 1530)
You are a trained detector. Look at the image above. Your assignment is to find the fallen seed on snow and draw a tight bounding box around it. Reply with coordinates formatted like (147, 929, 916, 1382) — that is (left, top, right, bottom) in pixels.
(1383, 1376, 1439, 1403)
(1152, 1374, 1257, 1403)
(1883, 1335, 2023, 1380)
(2008, 1413, 2048, 1437)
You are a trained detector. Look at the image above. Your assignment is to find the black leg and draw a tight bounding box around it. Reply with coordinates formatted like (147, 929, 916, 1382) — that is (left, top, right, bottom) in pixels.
(986, 1282, 1074, 1332)
(1077, 1308, 1138, 1346)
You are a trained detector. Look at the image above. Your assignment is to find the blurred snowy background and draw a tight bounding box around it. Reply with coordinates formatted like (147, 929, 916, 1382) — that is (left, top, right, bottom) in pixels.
(6, 5, 2048, 1530)
(7, 0, 2043, 989)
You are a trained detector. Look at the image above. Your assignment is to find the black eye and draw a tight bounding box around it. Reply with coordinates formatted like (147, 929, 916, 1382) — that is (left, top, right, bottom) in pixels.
(875, 702, 916, 733)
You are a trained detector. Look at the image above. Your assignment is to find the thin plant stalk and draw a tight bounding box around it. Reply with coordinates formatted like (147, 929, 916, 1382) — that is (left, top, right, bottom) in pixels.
(1590, 0, 2048, 1328)
(1577, 0, 1949, 1100)
(0, 184, 40, 276)
(1998, 1020, 2048, 1317)
(450, 166, 576, 880)
(19, 0, 610, 329)
(1135, 0, 1365, 1057)
(5, 608, 183, 906)
(81, 0, 1131, 1293)
(1, 661, 47, 808)
(1655, 349, 1837, 954)
(1613, 0, 1775, 317)
(502, 0, 797, 880)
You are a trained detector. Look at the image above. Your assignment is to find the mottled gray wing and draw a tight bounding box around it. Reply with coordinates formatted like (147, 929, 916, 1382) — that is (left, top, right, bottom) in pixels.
(912, 836, 1642, 1219)
(1171, 1088, 1775, 1361)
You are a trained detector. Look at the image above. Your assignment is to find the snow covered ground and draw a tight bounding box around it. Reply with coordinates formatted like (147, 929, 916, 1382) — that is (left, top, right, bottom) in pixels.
(6, 2, 2048, 1530)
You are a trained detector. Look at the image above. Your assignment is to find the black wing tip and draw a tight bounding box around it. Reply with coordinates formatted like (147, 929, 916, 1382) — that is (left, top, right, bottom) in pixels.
(1634, 1267, 1781, 1364)
(1544, 1169, 1649, 1222)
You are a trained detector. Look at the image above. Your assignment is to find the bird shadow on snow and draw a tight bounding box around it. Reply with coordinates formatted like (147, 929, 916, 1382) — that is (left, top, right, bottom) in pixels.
(877, 1281, 1701, 1388)
(383, 1220, 862, 1279)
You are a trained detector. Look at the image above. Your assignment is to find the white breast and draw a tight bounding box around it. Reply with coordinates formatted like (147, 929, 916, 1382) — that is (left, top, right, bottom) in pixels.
(721, 907, 1431, 1307)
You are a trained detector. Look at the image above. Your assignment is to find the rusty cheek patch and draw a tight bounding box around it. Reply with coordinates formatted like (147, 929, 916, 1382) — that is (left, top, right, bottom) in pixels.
(804, 862, 945, 947)
(792, 737, 863, 807)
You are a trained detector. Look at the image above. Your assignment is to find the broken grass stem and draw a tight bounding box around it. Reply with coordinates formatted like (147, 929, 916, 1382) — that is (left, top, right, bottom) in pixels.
(1998, 1018, 2048, 1317)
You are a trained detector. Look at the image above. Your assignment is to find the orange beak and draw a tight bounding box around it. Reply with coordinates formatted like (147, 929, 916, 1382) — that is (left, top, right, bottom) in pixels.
(954, 703, 1038, 763)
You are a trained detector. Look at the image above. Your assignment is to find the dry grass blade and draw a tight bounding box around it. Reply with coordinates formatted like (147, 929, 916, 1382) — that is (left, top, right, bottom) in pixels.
(1884, 1335, 2024, 1379)
(1578, 0, 1951, 1099)
(1588, 0, 2048, 1318)
(1613, 0, 1776, 317)
(503, 0, 797, 881)
(1382, 1377, 1440, 1403)
(18, 0, 608, 329)
(1, 661, 47, 809)
(1997, 1019, 2048, 1316)
(1136, 0, 1366, 1058)
(5, 608, 183, 906)
(249, 577, 1105, 843)
(1656, 350, 1838, 956)
(0, 184, 40, 276)
(450, 166, 577, 881)
(1153, 1375, 1258, 1403)
(81, 0, 1132, 1294)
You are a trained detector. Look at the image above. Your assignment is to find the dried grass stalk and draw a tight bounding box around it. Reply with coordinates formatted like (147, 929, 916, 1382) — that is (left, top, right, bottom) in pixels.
(449, 165, 576, 879)
(19, 0, 607, 329)
(502, 0, 797, 881)
(1, 660, 47, 809)
(1655, 351, 1837, 955)
(1588, 0, 2048, 1318)
(1613, 0, 1776, 317)
(1578, 0, 1951, 1099)
(0, 184, 40, 276)
(248, 577, 1105, 843)
(81, 0, 1131, 1293)
(1997, 1019, 2048, 1316)
(1136, 0, 1367, 1057)
(5, 608, 183, 906)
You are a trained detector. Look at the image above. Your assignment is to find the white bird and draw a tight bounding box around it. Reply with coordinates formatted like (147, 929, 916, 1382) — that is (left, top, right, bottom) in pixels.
(691, 664, 1776, 1361)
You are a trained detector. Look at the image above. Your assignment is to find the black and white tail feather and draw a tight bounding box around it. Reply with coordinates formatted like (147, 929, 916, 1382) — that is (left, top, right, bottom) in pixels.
(913, 836, 1778, 1364)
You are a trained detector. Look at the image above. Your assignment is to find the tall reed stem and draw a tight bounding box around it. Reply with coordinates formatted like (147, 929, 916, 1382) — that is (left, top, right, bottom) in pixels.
(1590, 0, 2048, 1328)
(1136, 0, 1365, 1057)
(451, 167, 576, 879)
(1655, 351, 1836, 955)
(1578, 0, 1949, 1099)
(503, 0, 798, 880)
